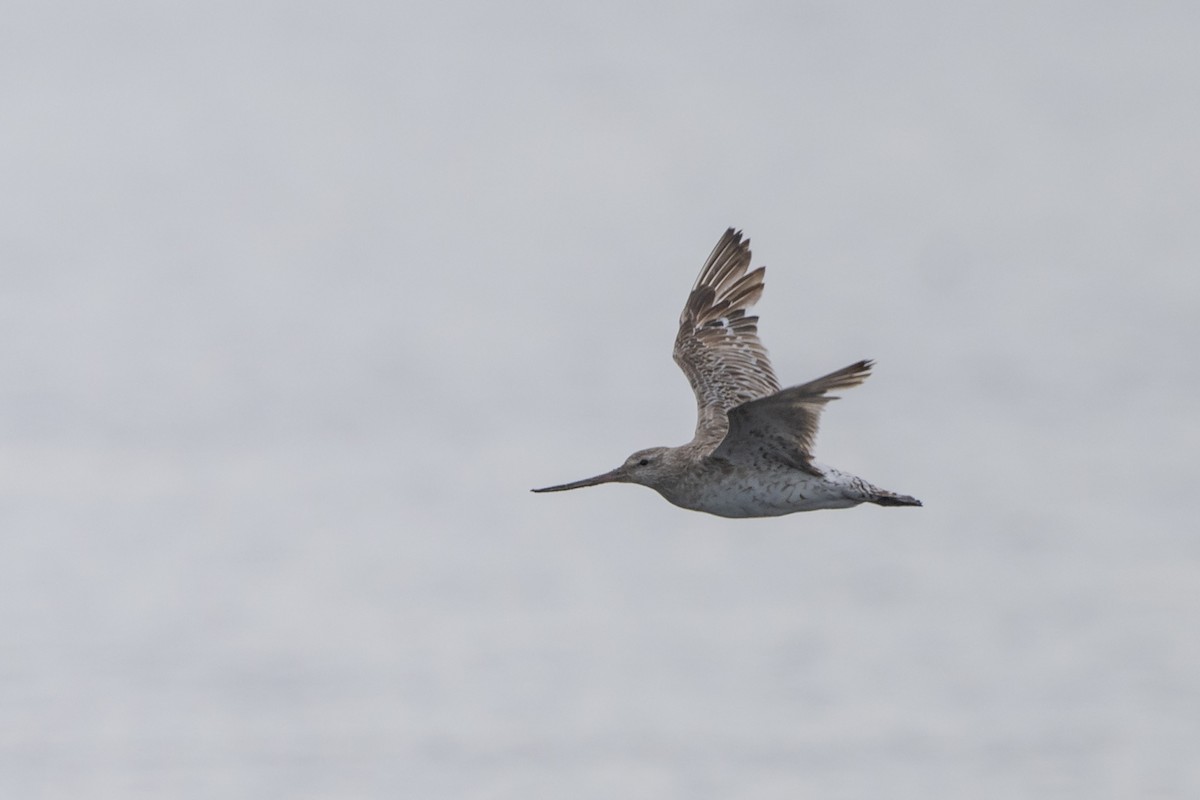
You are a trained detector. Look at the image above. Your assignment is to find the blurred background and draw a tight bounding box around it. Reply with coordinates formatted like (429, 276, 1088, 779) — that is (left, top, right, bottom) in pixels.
(2, 2, 1198, 798)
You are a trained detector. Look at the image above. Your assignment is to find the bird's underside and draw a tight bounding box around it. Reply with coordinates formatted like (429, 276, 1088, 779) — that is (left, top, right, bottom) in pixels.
(532, 228, 921, 516)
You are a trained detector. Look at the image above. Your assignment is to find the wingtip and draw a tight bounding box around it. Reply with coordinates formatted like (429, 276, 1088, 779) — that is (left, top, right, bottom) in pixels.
(717, 227, 749, 254)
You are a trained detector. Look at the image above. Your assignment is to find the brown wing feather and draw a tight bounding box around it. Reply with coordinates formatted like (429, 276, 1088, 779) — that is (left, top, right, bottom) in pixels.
(673, 229, 781, 447)
(711, 360, 873, 472)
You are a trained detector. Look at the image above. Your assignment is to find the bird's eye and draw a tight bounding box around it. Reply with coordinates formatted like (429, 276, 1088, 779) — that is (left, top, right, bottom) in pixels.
(638, 458, 650, 466)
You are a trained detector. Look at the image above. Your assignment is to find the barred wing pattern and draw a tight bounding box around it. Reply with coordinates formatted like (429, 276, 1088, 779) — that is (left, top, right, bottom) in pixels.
(673, 229, 781, 449)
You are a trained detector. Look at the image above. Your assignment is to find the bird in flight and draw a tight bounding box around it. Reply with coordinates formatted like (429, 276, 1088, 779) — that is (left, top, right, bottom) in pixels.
(533, 229, 921, 517)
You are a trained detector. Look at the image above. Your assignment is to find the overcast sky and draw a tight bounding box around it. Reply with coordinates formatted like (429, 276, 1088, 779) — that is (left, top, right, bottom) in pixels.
(2, 2, 1198, 798)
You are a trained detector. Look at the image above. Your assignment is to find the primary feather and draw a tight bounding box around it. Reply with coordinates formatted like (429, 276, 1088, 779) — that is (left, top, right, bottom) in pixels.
(674, 229, 780, 449)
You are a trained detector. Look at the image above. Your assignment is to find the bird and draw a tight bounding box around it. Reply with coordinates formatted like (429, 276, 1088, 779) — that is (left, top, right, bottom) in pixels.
(532, 228, 921, 517)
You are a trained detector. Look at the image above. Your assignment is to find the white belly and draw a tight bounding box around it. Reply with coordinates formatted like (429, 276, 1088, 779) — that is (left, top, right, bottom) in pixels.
(661, 465, 868, 518)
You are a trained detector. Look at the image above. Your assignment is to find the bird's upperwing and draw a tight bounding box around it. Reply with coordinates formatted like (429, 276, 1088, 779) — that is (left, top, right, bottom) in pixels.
(673, 229, 781, 448)
(711, 359, 874, 472)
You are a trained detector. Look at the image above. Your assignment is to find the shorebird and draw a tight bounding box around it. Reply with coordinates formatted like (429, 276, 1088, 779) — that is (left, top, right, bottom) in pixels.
(533, 229, 921, 517)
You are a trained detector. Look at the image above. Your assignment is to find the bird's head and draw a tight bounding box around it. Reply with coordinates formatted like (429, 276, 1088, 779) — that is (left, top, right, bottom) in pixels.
(532, 446, 675, 493)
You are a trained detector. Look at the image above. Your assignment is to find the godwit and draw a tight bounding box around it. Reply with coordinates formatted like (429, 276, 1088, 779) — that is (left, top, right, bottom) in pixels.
(533, 229, 921, 517)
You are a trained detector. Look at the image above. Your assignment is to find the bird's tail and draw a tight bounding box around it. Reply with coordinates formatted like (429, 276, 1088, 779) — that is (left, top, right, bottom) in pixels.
(870, 490, 922, 507)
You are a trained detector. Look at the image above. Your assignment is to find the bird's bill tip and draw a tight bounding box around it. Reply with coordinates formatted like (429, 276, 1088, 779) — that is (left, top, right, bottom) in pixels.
(531, 469, 622, 493)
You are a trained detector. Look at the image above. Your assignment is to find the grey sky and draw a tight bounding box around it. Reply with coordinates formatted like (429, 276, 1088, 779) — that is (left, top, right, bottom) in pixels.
(2, 2, 1198, 798)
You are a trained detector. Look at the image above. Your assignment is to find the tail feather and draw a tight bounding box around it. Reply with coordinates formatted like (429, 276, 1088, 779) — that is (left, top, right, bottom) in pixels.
(871, 491, 922, 507)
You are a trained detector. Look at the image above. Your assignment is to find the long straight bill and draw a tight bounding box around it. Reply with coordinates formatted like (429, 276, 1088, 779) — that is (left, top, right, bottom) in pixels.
(531, 469, 621, 493)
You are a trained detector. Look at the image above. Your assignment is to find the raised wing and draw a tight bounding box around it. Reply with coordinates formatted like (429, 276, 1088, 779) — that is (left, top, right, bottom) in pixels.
(674, 229, 781, 448)
(711, 359, 873, 473)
